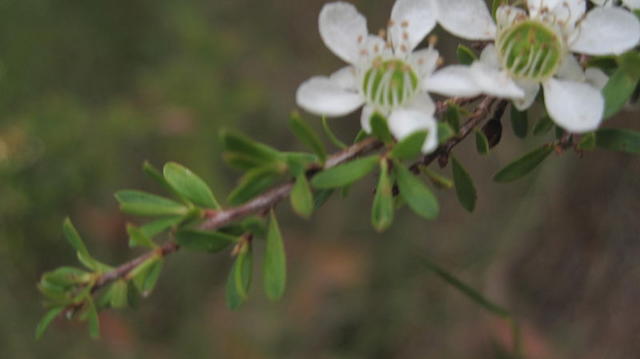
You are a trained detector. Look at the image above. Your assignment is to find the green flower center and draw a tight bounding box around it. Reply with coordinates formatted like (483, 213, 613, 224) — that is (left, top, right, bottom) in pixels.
(362, 59, 419, 109)
(496, 20, 564, 81)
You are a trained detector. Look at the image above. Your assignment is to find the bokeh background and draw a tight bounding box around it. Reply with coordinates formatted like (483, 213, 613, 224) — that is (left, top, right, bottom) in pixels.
(1, 0, 639, 358)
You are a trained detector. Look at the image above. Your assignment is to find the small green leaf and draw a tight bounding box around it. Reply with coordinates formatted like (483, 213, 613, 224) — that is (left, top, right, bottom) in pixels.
(510, 108, 528, 138)
(85, 296, 100, 339)
(494, 145, 554, 182)
(578, 132, 597, 151)
(290, 174, 314, 218)
(475, 130, 489, 155)
(290, 112, 326, 162)
(63, 218, 89, 257)
(175, 229, 236, 252)
(226, 243, 253, 309)
(163, 162, 220, 209)
(220, 130, 280, 162)
(108, 280, 128, 309)
(533, 115, 554, 136)
(353, 129, 369, 143)
(395, 161, 439, 220)
(586, 56, 618, 72)
(115, 190, 188, 217)
(139, 216, 184, 238)
(264, 211, 286, 300)
(390, 130, 428, 161)
(371, 160, 394, 232)
(227, 165, 284, 205)
(132, 259, 163, 297)
(438, 122, 455, 144)
(595, 128, 640, 154)
(603, 68, 638, 119)
(452, 157, 477, 212)
(456, 44, 477, 65)
(322, 117, 347, 149)
(142, 161, 176, 194)
(284, 152, 317, 176)
(311, 155, 379, 189)
(127, 224, 156, 248)
(423, 168, 453, 190)
(420, 256, 510, 317)
(444, 105, 461, 133)
(314, 189, 334, 210)
(370, 113, 394, 144)
(41, 266, 89, 288)
(618, 51, 640, 80)
(35, 307, 64, 340)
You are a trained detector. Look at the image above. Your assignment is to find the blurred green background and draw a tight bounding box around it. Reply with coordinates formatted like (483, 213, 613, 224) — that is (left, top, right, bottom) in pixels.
(1, 0, 639, 358)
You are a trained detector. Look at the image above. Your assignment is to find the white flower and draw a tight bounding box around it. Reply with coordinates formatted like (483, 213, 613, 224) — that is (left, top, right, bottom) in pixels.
(435, 0, 640, 133)
(591, 0, 640, 10)
(296, 0, 522, 154)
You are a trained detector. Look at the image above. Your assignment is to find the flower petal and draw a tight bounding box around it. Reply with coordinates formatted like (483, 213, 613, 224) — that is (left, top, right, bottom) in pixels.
(585, 67, 609, 89)
(551, 0, 586, 28)
(330, 66, 358, 91)
(296, 76, 364, 117)
(319, 2, 369, 64)
(360, 104, 375, 133)
(555, 54, 586, 82)
(542, 77, 604, 133)
(408, 46, 440, 78)
(389, 0, 437, 54)
(425, 65, 483, 97)
(470, 62, 525, 98)
(388, 103, 438, 153)
(479, 44, 501, 69)
(527, 0, 562, 17)
(512, 79, 540, 110)
(623, 0, 640, 9)
(435, 0, 497, 40)
(496, 6, 527, 30)
(570, 7, 640, 55)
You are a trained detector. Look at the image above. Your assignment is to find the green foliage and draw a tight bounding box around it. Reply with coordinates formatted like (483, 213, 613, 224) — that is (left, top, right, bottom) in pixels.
(221, 130, 282, 170)
(227, 165, 285, 205)
(322, 117, 348, 149)
(263, 211, 286, 301)
(578, 132, 597, 151)
(438, 122, 456, 144)
(311, 155, 379, 189)
(131, 258, 163, 297)
(115, 190, 189, 217)
(510, 108, 528, 138)
(423, 168, 454, 190)
(289, 112, 326, 162)
(394, 161, 439, 220)
(35, 307, 65, 340)
(451, 157, 477, 212)
(163, 162, 220, 209)
(444, 105, 461, 133)
(370, 113, 394, 144)
(107, 280, 129, 309)
(532, 115, 553, 136)
(127, 224, 156, 248)
(290, 174, 314, 218)
(226, 242, 253, 310)
(371, 160, 394, 232)
(595, 128, 640, 154)
(140, 216, 184, 238)
(175, 229, 237, 252)
(603, 68, 638, 119)
(390, 130, 428, 161)
(85, 296, 100, 339)
(475, 130, 490, 155)
(456, 44, 477, 65)
(494, 145, 554, 182)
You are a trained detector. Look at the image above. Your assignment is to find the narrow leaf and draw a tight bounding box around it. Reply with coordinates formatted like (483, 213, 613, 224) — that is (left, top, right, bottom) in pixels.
(226, 243, 253, 309)
(108, 280, 128, 309)
(452, 157, 477, 212)
(175, 229, 236, 252)
(322, 117, 347, 149)
(371, 161, 394, 232)
(63, 218, 89, 257)
(395, 161, 439, 220)
(370, 113, 394, 144)
(132, 259, 163, 297)
(314, 189, 334, 210)
(390, 130, 428, 161)
(438, 122, 455, 144)
(533, 115, 554, 136)
(227, 165, 283, 205)
(510, 107, 528, 138)
(114, 190, 188, 217)
(494, 145, 554, 182)
(456, 44, 477, 65)
(85, 296, 100, 338)
(139, 216, 183, 238)
(289, 112, 326, 162)
(163, 162, 220, 208)
(603, 68, 638, 119)
(264, 211, 286, 300)
(420, 256, 510, 317)
(595, 128, 640, 154)
(127, 224, 156, 248)
(578, 132, 596, 151)
(220, 130, 280, 161)
(142, 161, 177, 194)
(35, 307, 64, 340)
(311, 155, 379, 189)
(444, 105, 461, 133)
(423, 168, 453, 190)
(475, 130, 490, 155)
(290, 174, 314, 218)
